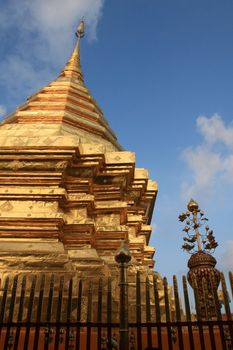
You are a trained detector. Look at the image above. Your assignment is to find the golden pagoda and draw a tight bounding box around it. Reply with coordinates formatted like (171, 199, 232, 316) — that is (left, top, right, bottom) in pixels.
(0, 21, 158, 285)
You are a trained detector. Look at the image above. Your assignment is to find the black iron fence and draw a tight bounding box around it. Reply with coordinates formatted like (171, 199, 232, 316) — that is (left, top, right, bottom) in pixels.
(0, 271, 232, 349)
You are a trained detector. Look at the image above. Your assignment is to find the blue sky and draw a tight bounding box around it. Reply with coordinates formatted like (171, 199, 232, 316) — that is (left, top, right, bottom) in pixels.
(0, 0, 233, 280)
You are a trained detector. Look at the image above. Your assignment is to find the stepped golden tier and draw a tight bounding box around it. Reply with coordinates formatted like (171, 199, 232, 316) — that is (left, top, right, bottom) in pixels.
(0, 21, 158, 285)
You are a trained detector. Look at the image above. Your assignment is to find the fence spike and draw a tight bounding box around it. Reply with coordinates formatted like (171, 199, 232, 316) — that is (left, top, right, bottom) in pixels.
(97, 278, 103, 350)
(14, 275, 27, 350)
(0, 276, 9, 327)
(145, 276, 152, 348)
(136, 271, 142, 350)
(173, 275, 184, 350)
(86, 281, 93, 350)
(229, 271, 233, 299)
(3, 275, 18, 350)
(182, 276, 195, 350)
(182, 276, 191, 321)
(210, 275, 227, 350)
(221, 272, 233, 348)
(33, 274, 45, 350)
(153, 274, 162, 350)
(76, 279, 83, 350)
(163, 277, 173, 350)
(107, 277, 112, 349)
(163, 277, 170, 322)
(54, 275, 64, 350)
(173, 275, 181, 321)
(65, 278, 73, 350)
(221, 273, 232, 320)
(23, 275, 37, 350)
(43, 274, 54, 350)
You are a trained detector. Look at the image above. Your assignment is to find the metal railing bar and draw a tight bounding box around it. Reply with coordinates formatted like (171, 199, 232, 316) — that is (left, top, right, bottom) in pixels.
(146, 276, 152, 349)
(136, 271, 142, 350)
(153, 274, 162, 350)
(173, 275, 184, 350)
(76, 279, 82, 350)
(182, 276, 195, 350)
(3, 276, 18, 350)
(14, 275, 27, 350)
(86, 281, 92, 350)
(54, 275, 64, 350)
(65, 278, 73, 350)
(97, 278, 102, 350)
(23, 275, 37, 350)
(163, 277, 173, 350)
(33, 275, 45, 350)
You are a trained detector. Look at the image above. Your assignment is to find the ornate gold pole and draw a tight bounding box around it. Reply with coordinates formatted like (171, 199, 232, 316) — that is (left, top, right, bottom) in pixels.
(179, 199, 220, 319)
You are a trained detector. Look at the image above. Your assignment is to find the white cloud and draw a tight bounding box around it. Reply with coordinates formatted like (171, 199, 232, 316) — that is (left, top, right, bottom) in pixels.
(0, 0, 104, 44)
(22, 0, 104, 61)
(197, 113, 233, 148)
(31, 0, 104, 41)
(0, 1, 104, 111)
(181, 114, 233, 201)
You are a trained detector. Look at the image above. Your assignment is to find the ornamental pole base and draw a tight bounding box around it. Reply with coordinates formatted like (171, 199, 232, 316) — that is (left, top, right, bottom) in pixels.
(187, 251, 220, 319)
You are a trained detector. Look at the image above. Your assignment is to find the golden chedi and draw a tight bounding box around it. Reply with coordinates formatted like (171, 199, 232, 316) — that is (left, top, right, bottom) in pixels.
(0, 22, 165, 313)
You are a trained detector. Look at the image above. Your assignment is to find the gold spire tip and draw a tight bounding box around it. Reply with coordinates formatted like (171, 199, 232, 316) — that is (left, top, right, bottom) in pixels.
(76, 19, 85, 39)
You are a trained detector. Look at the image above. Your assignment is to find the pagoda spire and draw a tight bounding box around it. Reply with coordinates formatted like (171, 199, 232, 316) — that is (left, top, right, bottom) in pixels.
(59, 19, 85, 83)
